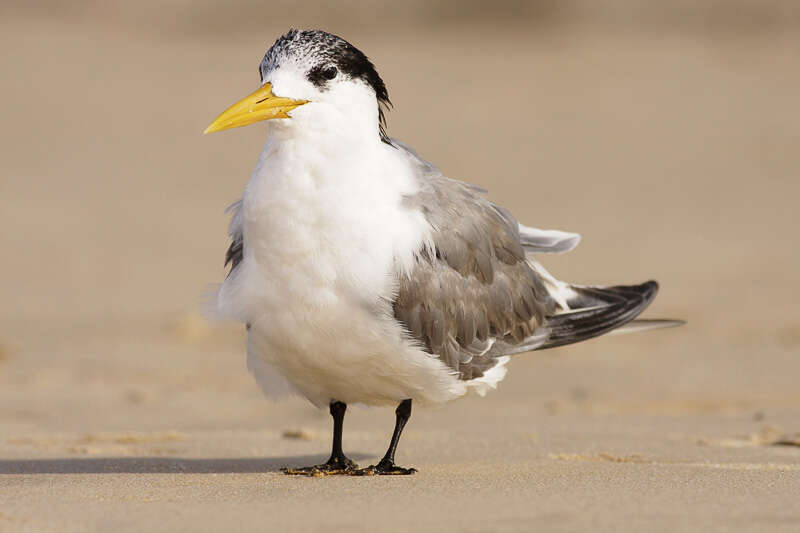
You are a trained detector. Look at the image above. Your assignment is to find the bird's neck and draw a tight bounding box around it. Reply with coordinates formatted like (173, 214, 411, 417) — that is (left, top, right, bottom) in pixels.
(254, 110, 401, 199)
(268, 101, 383, 149)
(253, 130, 404, 197)
(240, 124, 429, 303)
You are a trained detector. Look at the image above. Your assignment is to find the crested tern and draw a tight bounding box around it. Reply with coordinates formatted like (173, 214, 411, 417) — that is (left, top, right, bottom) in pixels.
(205, 29, 683, 476)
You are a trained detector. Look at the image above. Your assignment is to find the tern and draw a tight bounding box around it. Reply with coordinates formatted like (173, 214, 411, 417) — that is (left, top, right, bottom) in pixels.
(205, 29, 683, 476)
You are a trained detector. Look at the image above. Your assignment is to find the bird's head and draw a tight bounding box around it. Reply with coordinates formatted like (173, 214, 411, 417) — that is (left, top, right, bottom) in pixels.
(204, 29, 391, 143)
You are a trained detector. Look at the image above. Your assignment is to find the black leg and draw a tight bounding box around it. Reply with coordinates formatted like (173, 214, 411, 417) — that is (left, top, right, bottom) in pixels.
(355, 399, 417, 476)
(282, 400, 358, 476)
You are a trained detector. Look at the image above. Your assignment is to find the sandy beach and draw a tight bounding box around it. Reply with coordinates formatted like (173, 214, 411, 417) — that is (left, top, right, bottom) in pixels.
(1, 2, 799, 531)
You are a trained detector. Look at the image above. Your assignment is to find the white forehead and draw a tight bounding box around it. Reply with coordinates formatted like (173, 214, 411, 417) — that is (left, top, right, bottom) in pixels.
(260, 56, 307, 87)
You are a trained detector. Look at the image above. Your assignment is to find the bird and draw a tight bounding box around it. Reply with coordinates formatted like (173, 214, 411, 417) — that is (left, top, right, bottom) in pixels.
(204, 29, 683, 476)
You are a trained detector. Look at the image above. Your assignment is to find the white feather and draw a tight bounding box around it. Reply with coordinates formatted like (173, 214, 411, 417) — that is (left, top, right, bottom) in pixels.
(215, 77, 478, 406)
(518, 224, 581, 254)
(213, 42, 587, 408)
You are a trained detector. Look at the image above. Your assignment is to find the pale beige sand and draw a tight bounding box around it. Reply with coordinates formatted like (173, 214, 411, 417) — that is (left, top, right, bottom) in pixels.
(1, 3, 799, 532)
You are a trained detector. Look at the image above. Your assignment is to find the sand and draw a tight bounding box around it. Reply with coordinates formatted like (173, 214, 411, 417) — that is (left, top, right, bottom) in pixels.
(1, 3, 799, 531)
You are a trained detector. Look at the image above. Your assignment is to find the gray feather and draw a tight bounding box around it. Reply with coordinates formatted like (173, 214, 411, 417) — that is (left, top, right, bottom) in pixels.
(607, 319, 686, 335)
(224, 200, 244, 275)
(389, 141, 682, 378)
(393, 142, 556, 380)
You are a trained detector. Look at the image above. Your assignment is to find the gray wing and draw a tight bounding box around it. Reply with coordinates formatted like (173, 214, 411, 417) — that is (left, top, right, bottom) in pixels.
(393, 142, 558, 380)
(224, 199, 244, 274)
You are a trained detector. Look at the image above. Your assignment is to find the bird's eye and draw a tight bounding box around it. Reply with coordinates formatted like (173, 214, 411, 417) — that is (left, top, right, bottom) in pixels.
(322, 66, 338, 80)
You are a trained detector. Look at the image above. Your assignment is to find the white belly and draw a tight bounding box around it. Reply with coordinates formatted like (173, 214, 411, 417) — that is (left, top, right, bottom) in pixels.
(216, 137, 466, 407)
(245, 299, 465, 407)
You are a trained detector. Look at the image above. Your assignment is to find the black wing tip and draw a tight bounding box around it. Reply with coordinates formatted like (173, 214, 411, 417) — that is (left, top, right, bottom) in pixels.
(635, 279, 659, 305)
(539, 279, 665, 350)
(640, 279, 659, 297)
(607, 279, 659, 298)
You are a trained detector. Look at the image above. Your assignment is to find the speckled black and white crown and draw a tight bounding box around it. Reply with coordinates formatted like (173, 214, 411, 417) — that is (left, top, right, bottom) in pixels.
(260, 29, 392, 140)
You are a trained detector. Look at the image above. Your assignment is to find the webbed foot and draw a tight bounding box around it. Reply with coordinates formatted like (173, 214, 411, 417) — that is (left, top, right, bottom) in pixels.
(353, 458, 417, 476)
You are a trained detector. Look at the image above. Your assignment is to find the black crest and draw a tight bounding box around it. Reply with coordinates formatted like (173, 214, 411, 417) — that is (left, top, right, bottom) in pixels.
(261, 29, 392, 142)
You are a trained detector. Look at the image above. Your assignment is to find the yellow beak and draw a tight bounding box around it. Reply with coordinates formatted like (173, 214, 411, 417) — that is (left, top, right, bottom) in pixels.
(203, 83, 308, 134)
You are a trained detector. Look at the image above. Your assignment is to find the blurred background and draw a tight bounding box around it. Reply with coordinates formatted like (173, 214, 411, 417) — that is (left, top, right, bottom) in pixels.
(1, 0, 798, 438)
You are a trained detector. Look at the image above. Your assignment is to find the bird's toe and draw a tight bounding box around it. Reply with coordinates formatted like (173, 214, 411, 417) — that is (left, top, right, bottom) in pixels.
(352, 459, 417, 476)
(282, 456, 358, 476)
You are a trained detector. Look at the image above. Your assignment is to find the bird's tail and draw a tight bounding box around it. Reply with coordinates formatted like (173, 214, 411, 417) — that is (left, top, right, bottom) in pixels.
(534, 280, 684, 351)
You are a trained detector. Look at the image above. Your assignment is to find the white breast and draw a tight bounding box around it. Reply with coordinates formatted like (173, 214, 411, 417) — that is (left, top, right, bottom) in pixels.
(217, 134, 466, 407)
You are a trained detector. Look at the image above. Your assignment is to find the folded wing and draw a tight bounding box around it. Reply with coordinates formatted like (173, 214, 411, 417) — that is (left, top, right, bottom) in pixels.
(393, 142, 674, 382)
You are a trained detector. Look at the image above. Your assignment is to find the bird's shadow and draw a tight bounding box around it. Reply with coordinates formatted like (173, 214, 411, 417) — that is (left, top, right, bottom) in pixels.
(0, 454, 372, 475)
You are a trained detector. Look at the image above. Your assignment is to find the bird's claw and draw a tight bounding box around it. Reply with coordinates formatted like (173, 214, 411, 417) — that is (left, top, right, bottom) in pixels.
(352, 459, 417, 476)
(281, 456, 358, 476)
